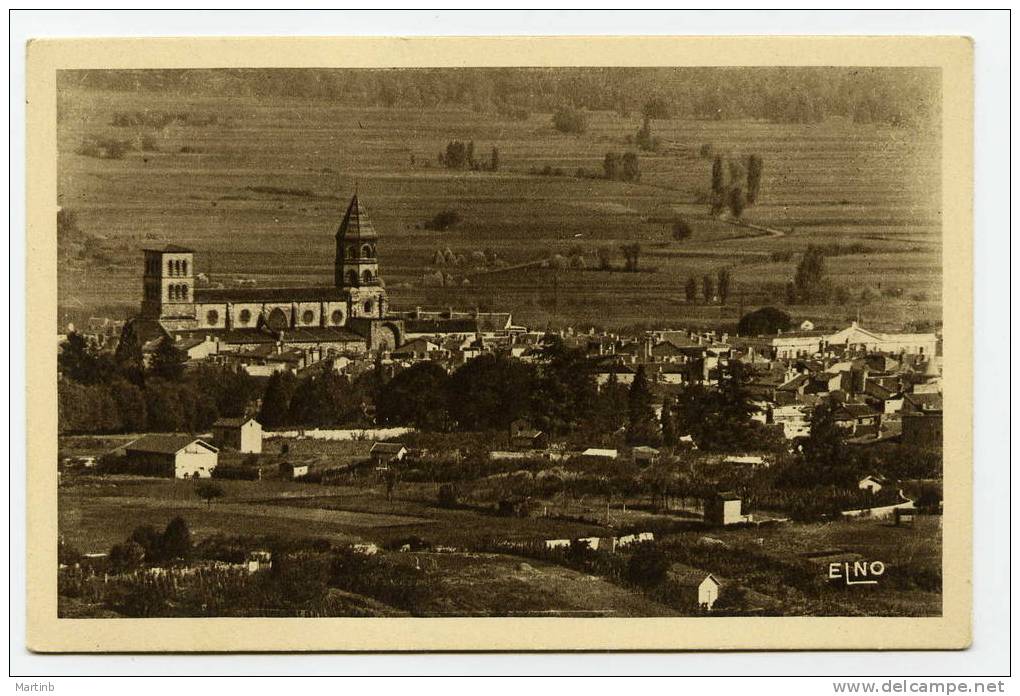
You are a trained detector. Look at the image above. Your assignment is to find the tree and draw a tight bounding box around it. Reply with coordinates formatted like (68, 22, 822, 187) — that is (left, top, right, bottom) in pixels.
(728, 187, 746, 218)
(746, 154, 763, 204)
(288, 371, 352, 427)
(736, 306, 792, 336)
(635, 117, 658, 151)
(446, 354, 537, 431)
(642, 97, 672, 120)
(660, 396, 678, 448)
(195, 482, 225, 507)
(490, 147, 499, 171)
(114, 322, 145, 384)
(437, 483, 459, 508)
(684, 277, 698, 303)
(672, 219, 693, 243)
(377, 362, 451, 430)
(716, 267, 732, 304)
(148, 338, 186, 381)
(603, 152, 620, 180)
(621, 152, 641, 182)
(109, 378, 147, 432)
(108, 541, 145, 574)
(626, 365, 659, 445)
(259, 371, 298, 429)
(443, 140, 469, 169)
(702, 274, 715, 303)
(596, 246, 613, 271)
(424, 209, 461, 231)
(531, 335, 598, 434)
(711, 156, 724, 194)
(793, 245, 829, 303)
(159, 516, 192, 562)
(129, 525, 162, 560)
(466, 140, 475, 168)
(552, 107, 587, 134)
(59, 332, 108, 384)
(626, 545, 670, 587)
(619, 243, 641, 272)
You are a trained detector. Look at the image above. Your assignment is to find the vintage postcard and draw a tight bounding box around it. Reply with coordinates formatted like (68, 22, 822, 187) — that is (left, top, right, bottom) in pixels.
(25, 35, 972, 651)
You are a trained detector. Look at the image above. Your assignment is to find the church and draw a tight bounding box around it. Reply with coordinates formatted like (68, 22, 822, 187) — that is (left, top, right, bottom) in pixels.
(124, 193, 404, 356)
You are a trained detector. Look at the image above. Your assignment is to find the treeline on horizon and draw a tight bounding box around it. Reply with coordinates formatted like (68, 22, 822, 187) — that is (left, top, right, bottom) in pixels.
(59, 67, 940, 128)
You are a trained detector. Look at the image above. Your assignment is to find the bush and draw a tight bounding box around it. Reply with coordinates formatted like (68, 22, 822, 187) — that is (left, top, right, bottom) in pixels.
(626, 545, 671, 587)
(424, 210, 461, 231)
(437, 483, 459, 508)
(552, 107, 588, 134)
(737, 307, 792, 336)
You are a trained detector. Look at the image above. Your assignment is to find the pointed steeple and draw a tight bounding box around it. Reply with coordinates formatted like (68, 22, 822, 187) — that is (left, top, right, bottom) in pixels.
(335, 193, 380, 289)
(337, 194, 378, 241)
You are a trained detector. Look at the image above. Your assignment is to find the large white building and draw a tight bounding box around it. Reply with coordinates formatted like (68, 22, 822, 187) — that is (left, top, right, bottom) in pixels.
(768, 322, 937, 360)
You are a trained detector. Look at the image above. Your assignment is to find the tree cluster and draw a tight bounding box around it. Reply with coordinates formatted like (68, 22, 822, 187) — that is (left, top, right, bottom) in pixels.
(603, 152, 641, 182)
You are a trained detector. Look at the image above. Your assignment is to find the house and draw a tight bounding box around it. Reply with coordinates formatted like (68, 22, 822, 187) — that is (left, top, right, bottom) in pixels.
(279, 461, 310, 479)
(580, 448, 618, 461)
(247, 550, 272, 573)
(902, 391, 943, 415)
(391, 337, 440, 361)
(769, 321, 937, 360)
(703, 491, 745, 526)
(631, 446, 660, 466)
(370, 442, 408, 469)
(833, 403, 881, 437)
(594, 363, 636, 387)
(124, 434, 219, 479)
(668, 564, 722, 611)
(770, 403, 812, 439)
(722, 454, 769, 468)
(509, 419, 547, 450)
(858, 474, 888, 494)
(211, 416, 263, 454)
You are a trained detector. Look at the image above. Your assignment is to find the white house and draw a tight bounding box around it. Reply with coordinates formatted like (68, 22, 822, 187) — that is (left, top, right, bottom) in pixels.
(581, 448, 618, 460)
(858, 474, 888, 494)
(124, 434, 219, 479)
(212, 416, 263, 454)
(769, 321, 937, 360)
(669, 565, 722, 611)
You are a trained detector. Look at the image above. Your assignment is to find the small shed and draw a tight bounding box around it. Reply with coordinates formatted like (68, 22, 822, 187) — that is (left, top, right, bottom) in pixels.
(631, 445, 660, 466)
(668, 564, 722, 611)
(858, 474, 888, 494)
(510, 419, 548, 450)
(124, 434, 219, 479)
(581, 448, 618, 461)
(370, 442, 408, 469)
(212, 416, 262, 454)
(279, 461, 310, 479)
(704, 491, 745, 526)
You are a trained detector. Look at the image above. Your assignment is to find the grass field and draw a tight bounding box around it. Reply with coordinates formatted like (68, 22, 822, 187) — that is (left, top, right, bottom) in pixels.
(57, 88, 941, 332)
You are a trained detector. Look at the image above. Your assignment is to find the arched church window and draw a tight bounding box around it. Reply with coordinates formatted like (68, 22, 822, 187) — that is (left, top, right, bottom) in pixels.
(302, 310, 315, 324)
(330, 309, 344, 324)
(362, 270, 373, 284)
(361, 244, 372, 258)
(180, 284, 188, 301)
(168, 260, 175, 276)
(168, 285, 177, 300)
(206, 309, 219, 325)
(363, 300, 373, 314)
(347, 270, 358, 285)
(238, 309, 251, 325)
(182, 260, 188, 276)
(348, 246, 357, 259)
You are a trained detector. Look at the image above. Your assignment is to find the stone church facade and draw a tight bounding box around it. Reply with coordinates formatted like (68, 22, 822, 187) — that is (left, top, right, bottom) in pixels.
(127, 194, 403, 354)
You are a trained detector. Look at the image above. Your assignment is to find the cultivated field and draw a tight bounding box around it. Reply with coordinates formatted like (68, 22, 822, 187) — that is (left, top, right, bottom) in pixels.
(57, 87, 941, 332)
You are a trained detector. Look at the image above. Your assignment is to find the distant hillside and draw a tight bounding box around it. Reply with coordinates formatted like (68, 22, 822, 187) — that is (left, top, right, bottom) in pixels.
(58, 66, 940, 129)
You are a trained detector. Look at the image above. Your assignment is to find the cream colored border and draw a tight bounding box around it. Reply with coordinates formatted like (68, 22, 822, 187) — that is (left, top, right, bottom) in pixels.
(26, 36, 973, 652)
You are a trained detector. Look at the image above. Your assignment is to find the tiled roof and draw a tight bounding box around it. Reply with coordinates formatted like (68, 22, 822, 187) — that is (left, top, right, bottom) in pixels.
(193, 286, 347, 303)
(213, 417, 256, 428)
(404, 318, 478, 334)
(125, 434, 217, 455)
(142, 244, 194, 253)
(337, 194, 377, 240)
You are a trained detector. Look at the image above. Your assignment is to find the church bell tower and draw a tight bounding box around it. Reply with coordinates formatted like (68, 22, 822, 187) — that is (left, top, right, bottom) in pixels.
(335, 193, 387, 318)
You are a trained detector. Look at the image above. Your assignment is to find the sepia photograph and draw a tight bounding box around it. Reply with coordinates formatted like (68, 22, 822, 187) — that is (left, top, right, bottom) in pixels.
(23, 34, 976, 652)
